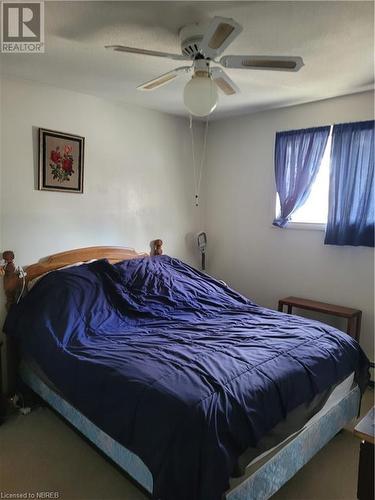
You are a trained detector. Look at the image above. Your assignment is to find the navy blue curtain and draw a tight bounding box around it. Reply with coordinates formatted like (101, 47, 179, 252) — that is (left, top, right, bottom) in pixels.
(273, 126, 330, 227)
(325, 120, 374, 247)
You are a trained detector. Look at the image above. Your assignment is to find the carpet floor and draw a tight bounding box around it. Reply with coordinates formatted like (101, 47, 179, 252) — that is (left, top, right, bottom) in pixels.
(0, 389, 373, 500)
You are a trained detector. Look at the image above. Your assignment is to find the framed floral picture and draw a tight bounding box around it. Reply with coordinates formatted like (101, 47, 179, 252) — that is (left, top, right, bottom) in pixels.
(39, 128, 85, 193)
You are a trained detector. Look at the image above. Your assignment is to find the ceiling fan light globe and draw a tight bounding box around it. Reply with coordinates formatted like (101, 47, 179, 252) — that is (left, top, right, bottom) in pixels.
(183, 76, 218, 117)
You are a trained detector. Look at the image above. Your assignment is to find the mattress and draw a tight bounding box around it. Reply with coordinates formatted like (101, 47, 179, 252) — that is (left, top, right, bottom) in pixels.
(21, 356, 355, 477)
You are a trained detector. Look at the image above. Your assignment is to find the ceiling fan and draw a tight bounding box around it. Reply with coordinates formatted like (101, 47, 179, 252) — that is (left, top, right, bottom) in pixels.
(106, 16, 304, 117)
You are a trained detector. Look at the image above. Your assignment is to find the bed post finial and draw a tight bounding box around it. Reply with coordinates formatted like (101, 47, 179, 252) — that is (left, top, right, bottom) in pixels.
(3, 250, 15, 266)
(1, 250, 18, 309)
(2, 251, 16, 276)
(150, 239, 163, 256)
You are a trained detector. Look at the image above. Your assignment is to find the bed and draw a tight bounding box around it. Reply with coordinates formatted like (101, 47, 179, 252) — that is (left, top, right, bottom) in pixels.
(2, 241, 369, 500)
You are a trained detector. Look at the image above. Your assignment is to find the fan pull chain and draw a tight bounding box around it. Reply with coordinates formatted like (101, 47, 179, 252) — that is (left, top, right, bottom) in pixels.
(189, 114, 198, 206)
(189, 114, 209, 207)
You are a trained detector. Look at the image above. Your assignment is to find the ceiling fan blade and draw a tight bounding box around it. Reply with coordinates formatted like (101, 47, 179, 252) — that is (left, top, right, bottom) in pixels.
(105, 45, 189, 61)
(211, 67, 239, 95)
(199, 17, 242, 60)
(220, 55, 304, 72)
(137, 66, 191, 91)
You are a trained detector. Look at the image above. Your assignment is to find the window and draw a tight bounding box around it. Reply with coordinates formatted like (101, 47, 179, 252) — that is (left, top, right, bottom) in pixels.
(275, 128, 332, 226)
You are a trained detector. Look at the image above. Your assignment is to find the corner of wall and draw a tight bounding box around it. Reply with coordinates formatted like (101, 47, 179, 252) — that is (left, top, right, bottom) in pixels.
(0, 69, 7, 393)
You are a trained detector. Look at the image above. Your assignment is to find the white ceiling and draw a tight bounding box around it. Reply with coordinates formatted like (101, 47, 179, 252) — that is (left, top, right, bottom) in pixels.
(1, 1, 374, 119)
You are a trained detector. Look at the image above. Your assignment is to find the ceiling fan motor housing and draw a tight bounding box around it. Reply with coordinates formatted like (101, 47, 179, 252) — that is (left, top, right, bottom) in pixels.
(179, 23, 206, 59)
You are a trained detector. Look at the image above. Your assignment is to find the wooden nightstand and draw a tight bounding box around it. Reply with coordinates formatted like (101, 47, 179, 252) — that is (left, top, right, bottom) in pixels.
(354, 407, 374, 500)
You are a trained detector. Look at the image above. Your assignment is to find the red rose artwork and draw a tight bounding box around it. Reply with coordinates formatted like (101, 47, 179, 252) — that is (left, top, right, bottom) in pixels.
(49, 144, 75, 182)
(39, 128, 84, 193)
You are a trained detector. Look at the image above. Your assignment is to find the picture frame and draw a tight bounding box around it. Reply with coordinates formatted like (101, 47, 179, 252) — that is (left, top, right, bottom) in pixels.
(39, 128, 85, 193)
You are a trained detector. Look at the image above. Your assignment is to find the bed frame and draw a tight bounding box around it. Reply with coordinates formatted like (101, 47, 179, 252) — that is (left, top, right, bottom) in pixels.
(1, 240, 360, 500)
(1, 239, 163, 310)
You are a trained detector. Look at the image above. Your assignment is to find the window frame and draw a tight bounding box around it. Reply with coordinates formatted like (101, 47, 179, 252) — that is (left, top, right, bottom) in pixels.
(271, 221, 326, 231)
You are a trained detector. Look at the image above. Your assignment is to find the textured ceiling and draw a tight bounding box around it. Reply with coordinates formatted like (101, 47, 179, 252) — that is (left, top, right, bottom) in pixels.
(1, 1, 374, 119)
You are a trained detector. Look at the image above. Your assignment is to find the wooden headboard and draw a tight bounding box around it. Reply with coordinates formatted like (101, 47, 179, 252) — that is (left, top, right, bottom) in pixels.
(1, 239, 163, 310)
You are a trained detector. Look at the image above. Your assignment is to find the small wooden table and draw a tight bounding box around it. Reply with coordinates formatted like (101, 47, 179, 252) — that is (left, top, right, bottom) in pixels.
(354, 407, 374, 500)
(278, 296, 362, 341)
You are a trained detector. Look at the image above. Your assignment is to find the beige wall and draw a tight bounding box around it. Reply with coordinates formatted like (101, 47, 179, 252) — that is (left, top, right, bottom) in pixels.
(205, 91, 374, 361)
(1, 78, 204, 266)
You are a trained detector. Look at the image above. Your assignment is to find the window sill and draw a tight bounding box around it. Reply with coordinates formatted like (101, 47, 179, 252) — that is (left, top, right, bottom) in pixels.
(272, 222, 326, 231)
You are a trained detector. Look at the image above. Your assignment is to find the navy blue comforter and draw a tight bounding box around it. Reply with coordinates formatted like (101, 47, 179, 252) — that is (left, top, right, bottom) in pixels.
(4, 256, 369, 500)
